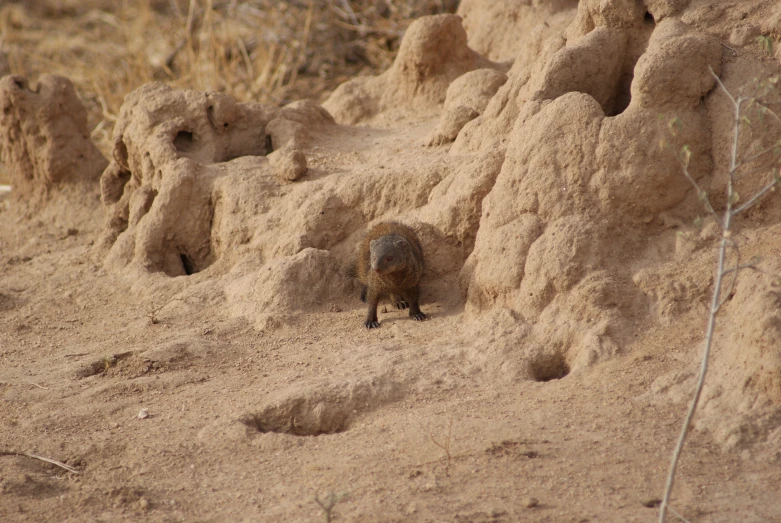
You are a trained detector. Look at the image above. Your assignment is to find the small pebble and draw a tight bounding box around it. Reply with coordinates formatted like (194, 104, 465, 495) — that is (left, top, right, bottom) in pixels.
(138, 408, 149, 419)
(521, 497, 539, 508)
(269, 147, 307, 182)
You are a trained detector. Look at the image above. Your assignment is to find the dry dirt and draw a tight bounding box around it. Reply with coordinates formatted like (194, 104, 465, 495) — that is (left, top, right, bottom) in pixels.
(2, 1, 781, 522)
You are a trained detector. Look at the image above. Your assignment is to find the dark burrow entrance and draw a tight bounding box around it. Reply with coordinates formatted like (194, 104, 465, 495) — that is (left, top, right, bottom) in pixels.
(173, 130, 195, 153)
(529, 352, 571, 382)
(608, 8, 656, 116)
(240, 412, 349, 437)
(180, 253, 196, 275)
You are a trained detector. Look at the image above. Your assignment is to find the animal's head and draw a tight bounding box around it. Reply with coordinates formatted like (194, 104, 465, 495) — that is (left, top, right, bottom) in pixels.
(370, 237, 409, 274)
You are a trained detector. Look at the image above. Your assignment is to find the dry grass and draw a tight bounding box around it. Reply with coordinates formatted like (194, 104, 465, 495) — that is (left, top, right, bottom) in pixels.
(0, 0, 455, 157)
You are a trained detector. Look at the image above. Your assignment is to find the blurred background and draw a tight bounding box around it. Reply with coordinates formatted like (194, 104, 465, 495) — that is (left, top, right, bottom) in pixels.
(0, 0, 459, 165)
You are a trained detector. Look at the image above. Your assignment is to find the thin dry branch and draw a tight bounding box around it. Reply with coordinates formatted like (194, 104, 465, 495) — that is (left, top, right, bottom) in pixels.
(709, 66, 737, 106)
(314, 491, 347, 523)
(660, 70, 781, 523)
(738, 141, 781, 167)
(721, 261, 765, 277)
(428, 417, 454, 473)
(668, 505, 693, 523)
(659, 226, 729, 522)
(338, 0, 360, 27)
(715, 238, 741, 312)
(678, 154, 720, 223)
(733, 177, 780, 215)
(0, 450, 81, 474)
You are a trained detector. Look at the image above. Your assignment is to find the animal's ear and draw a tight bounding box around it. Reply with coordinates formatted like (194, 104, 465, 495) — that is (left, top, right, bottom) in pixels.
(395, 238, 409, 250)
(370, 239, 377, 249)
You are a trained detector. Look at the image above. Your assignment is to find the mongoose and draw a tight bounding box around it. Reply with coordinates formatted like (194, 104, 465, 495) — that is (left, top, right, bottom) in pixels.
(355, 222, 426, 329)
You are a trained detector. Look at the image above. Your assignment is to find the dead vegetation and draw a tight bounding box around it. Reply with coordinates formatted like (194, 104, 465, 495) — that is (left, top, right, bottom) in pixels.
(0, 0, 456, 156)
(0, 450, 81, 474)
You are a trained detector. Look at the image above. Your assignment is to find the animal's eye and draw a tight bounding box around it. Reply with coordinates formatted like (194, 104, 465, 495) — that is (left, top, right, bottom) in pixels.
(385, 256, 393, 262)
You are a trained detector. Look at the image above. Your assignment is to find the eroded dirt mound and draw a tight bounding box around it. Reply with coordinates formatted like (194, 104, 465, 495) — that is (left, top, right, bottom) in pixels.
(0, 74, 107, 203)
(451, 13, 723, 377)
(458, 0, 578, 63)
(427, 68, 508, 145)
(323, 14, 498, 125)
(98, 81, 333, 276)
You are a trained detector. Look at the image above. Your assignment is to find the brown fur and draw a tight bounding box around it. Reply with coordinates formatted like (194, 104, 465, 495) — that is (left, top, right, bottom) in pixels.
(355, 222, 426, 328)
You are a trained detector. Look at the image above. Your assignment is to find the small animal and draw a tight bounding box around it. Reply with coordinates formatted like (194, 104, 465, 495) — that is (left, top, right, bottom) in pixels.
(355, 221, 426, 329)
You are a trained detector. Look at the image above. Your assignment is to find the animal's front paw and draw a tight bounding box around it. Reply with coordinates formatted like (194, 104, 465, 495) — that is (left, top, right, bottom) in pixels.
(364, 320, 380, 329)
(393, 298, 409, 310)
(412, 312, 427, 322)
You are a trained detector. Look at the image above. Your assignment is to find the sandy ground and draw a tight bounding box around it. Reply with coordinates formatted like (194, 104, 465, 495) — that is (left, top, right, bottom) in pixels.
(1, 121, 781, 522)
(2, 1, 781, 522)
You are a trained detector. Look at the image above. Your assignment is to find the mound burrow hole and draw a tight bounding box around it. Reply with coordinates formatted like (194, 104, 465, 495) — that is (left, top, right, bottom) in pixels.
(609, 11, 656, 116)
(75, 352, 134, 378)
(179, 253, 196, 275)
(240, 409, 350, 437)
(173, 130, 196, 153)
(530, 352, 570, 382)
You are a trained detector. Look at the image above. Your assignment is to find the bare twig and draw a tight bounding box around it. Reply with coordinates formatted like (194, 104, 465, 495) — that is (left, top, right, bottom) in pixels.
(737, 141, 781, 168)
(236, 37, 253, 78)
(0, 450, 80, 474)
(668, 505, 693, 523)
(719, 42, 738, 56)
(428, 417, 454, 474)
(678, 156, 720, 222)
(659, 215, 729, 522)
(287, 0, 314, 90)
(762, 105, 781, 125)
(733, 177, 780, 215)
(412, 448, 480, 468)
(714, 239, 741, 312)
(732, 163, 776, 184)
(147, 297, 183, 325)
(15, 204, 29, 223)
(660, 69, 781, 522)
(338, 0, 360, 28)
(722, 261, 765, 277)
(709, 67, 737, 106)
(164, 39, 187, 69)
(314, 491, 347, 523)
(329, 17, 401, 35)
